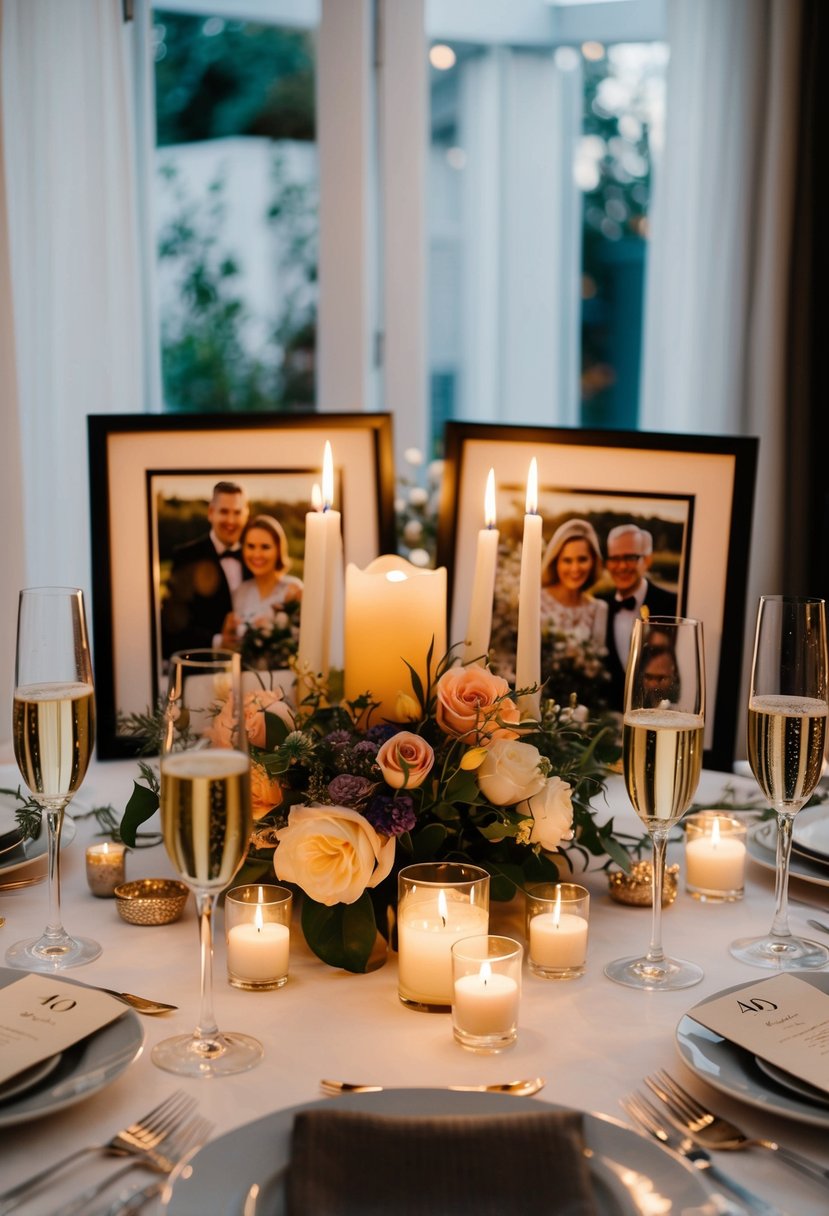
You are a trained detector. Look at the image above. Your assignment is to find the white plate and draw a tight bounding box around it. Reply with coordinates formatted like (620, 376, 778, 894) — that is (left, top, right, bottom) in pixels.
(792, 806, 829, 865)
(0, 1052, 62, 1103)
(0, 790, 76, 885)
(164, 1090, 717, 1216)
(747, 821, 829, 890)
(753, 1058, 829, 1108)
(676, 972, 829, 1129)
(0, 969, 144, 1126)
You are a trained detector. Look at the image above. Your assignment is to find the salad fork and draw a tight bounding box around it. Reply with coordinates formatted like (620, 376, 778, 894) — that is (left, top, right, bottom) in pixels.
(645, 1071, 829, 1184)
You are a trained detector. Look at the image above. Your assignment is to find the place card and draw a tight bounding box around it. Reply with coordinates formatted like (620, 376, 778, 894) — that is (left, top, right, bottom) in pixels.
(691, 974, 829, 1093)
(0, 974, 124, 1085)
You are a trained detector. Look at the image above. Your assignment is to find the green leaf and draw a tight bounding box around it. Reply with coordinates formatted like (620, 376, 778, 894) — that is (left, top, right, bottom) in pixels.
(442, 770, 481, 804)
(265, 711, 291, 750)
(119, 782, 160, 848)
(600, 832, 633, 872)
(301, 892, 379, 973)
(411, 822, 448, 860)
(402, 658, 425, 711)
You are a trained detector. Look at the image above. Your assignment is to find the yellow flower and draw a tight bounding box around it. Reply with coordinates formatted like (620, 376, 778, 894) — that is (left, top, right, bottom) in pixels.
(461, 746, 488, 771)
(395, 691, 421, 721)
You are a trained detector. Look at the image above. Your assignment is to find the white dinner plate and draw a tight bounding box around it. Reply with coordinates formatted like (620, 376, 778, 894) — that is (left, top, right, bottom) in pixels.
(0, 969, 144, 1126)
(0, 789, 77, 886)
(164, 1090, 717, 1216)
(676, 971, 829, 1129)
(753, 1058, 829, 1108)
(747, 821, 829, 890)
(792, 805, 829, 865)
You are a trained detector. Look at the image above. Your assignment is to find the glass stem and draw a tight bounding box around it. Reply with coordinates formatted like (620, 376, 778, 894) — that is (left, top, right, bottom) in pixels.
(194, 890, 219, 1043)
(646, 830, 668, 964)
(43, 802, 67, 941)
(770, 811, 795, 938)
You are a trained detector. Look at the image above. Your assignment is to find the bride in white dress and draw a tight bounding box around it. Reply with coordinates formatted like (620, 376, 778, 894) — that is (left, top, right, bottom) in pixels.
(540, 518, 607, 649)
(221, 514, 303, 645)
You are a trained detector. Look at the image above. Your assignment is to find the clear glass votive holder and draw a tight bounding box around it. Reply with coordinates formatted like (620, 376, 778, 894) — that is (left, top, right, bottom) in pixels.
(225, 884, 292, 990)
(85, 842, 127, 897)
(525, 883, 590, 980)
(451, 935, 522, 1053)
(397, 862, 490, 1012)
(685, 812, 747, 902)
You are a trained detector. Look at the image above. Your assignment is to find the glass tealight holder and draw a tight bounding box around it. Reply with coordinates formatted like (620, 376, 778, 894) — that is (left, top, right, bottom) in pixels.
(397, 863, 490, 1012)
(451, 935, 522, 1053)
(85, 842, 127, 898)
(685, 812, 747, 903)
(525, 883, 590, 980)
(225, 884, 292, 990)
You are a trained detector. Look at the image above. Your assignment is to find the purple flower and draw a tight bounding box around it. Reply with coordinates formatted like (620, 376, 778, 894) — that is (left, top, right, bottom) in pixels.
(353, 739, 379, 758)
(327, 774, 373, 807)
(324, 729, 351, 748)
(365, 723, 401, 745)
(364, 792, 416, 837)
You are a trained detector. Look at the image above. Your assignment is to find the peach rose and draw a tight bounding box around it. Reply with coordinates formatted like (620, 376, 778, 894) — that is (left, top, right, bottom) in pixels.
(208, 689, 295, 749)
(376, 731, 434, 790)
(274, 805, 395, 906)
(250, 762, 283, 821)
(435, 667, 520, 743)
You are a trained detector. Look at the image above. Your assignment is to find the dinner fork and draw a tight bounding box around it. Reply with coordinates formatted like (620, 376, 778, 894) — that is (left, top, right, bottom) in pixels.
(622, 1091, 786, 1216)
(645, 1071, 829, 1184)
(0, 1090, 196, 1214)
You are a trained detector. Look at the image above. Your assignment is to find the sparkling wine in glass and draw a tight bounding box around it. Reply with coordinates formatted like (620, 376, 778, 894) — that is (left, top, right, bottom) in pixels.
(6, 586, 101, 970)
(605, 616, 705, 990)
(151, 650, 263, 1077)
(730, 596, 828, 969)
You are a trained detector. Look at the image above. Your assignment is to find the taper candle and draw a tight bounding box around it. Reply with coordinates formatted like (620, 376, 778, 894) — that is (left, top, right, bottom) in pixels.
(464, 468, 499, 667)
(515, 458, 541, 719)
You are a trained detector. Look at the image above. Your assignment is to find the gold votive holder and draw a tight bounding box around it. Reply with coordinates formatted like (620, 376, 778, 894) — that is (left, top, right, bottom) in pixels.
(608, 860, 679, 907)
(114, 878, 189, 925)
(685, 812, 747, 902)
(525, 883, 590, 980)
(225, 884, 292, 990)
(85, 842, 127, 897)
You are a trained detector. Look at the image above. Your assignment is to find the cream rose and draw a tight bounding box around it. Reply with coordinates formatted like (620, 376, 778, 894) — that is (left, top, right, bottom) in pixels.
(274, 805, 395, 906)
(477, 738, 547, 806)
(435, 667, 519, 743)
(520, 776, 574, 852)
(376, 731, 434, 790)
(250, 763, 283, 821)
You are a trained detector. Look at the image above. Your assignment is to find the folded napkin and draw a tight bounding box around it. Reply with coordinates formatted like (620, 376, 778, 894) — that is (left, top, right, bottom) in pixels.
(286, 1108, 597, 1216)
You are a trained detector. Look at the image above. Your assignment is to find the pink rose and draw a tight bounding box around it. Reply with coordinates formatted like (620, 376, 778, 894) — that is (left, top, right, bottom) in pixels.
(435, 667, 520, 743)
(376, 731, 434, 790)
(250, 762, 283, 821)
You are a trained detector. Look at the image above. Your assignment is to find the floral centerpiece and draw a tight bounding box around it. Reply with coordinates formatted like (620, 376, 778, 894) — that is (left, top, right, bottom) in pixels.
(121, 648, 636, 973)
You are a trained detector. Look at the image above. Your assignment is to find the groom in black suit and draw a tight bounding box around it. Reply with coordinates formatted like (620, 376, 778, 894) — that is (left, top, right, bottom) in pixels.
(161, 480, 251, 658)
(599, 524, 678, 709)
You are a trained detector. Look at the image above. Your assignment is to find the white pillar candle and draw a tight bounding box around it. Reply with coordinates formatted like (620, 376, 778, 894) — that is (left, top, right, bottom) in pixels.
(227, 910, 290, 984)
(515, 458, 541, 719)
(398, 892, 489, 1006)
(465, 468, 499, 668)
(296, 443, 343, 706)
(686, 817, 746, 893)
(344, 555, 447, 722)
(529, 911, 589, 970)
(453, 962, 519, 1035)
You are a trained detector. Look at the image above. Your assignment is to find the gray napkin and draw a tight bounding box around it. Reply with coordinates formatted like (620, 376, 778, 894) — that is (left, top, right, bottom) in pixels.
(285, 1108, 598, 1216)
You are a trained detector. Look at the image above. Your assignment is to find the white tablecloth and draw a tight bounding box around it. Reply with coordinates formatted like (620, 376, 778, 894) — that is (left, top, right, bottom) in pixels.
(1, 761, 828, 1215)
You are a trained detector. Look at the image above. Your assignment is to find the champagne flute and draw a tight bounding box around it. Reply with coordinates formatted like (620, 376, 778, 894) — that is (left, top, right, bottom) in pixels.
(152, 649, 263, 1077)
(7, 586, 101, 970)
(730, 596, 829, 969)
(605, 616, 705, 990)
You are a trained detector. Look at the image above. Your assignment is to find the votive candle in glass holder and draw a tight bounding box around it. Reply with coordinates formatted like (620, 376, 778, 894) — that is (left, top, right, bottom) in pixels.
(451, 935, 522, 1052)
(85, 842, 127, 897)
(225, 884, 292, 990)
(525, 883, 589, 979)
(685, 812, 747, 902)
(397, 863, 490, 1011)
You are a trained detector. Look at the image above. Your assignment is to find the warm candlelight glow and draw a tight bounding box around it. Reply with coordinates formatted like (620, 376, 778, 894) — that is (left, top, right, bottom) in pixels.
(484, 468, 496, 528)
(386, 570, 408, 583)
(553, 887, 562, 927)
(311, 482, 322, 511)
(438, 888, 448, 927)
(254, 902, 264, 932)
(479, 960, 492, 985)
(710, 817, 721, 847)
(322, 440, 334, 509)
(525, 458, 538, 515)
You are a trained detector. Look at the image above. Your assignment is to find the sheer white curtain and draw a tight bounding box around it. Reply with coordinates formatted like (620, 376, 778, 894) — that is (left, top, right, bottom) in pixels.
(640, 0, 802, 744)
(0, 0, 155, 742)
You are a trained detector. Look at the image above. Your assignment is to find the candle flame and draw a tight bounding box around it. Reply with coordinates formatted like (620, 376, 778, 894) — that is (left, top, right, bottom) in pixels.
(711, 817, 721, 847)
(322, 440, 334, 510)
(484, 468, 496, 528)
(311, 482, 323, 512)
(386, 570, 408, 583)
(254, 903, 264, 933)
(480, 960, 492, 986)
(525, 458, 538, 515)
(553, 885, 562, 929)
(438, 888, 448, 927)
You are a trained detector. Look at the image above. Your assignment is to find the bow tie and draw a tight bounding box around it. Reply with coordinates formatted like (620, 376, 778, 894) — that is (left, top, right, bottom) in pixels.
(219, 547, 243, 561)
(615, 596, 638, 612)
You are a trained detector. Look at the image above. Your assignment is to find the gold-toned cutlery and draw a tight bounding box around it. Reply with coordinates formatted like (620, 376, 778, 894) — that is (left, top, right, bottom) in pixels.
(98, 988, 178, 1015)
(807, 917, 829, 936)
(320, 1077, 545, 1097)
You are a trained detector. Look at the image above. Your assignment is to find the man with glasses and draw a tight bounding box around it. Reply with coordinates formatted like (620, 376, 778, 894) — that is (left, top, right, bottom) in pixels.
(600, 524, 678, 708)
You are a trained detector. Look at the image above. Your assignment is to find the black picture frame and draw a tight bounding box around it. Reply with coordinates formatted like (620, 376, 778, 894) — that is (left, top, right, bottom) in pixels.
(88, 412, 396, 758)
(436, 421, 758, 771)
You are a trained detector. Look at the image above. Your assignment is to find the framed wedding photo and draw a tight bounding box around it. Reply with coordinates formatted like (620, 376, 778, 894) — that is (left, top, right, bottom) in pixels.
(436, 421, 758, 771)
(88, 412, 396, 758)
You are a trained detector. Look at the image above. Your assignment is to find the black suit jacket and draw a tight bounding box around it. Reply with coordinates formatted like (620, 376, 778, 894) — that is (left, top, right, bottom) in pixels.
(161, 534, 250, 658)
(600, 580, 679, 709)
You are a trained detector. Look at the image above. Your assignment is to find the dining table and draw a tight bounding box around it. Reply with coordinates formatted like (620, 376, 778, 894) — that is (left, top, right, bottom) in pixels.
(1, 756, 829, 1216)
